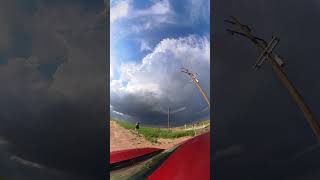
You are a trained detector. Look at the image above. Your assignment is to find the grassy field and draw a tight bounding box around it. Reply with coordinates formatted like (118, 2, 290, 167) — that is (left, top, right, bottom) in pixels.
(112, 119, 195, 143)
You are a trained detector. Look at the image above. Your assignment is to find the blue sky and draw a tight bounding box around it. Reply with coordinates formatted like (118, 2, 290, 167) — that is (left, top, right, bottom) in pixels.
(111, 0, 209, 79)
(110, 0, 210, 126)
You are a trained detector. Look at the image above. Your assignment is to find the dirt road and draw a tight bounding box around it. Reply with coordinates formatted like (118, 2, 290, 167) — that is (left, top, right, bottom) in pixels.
(110, 121, 192, 152)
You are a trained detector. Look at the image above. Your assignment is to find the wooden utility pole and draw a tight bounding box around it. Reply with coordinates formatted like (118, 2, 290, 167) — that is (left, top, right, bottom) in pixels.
(225, 16, 320, 141)
(168, 107, 171, 131)
(181, 67, 210, 108)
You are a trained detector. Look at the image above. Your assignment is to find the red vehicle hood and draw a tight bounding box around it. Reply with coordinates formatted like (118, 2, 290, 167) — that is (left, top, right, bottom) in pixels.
(148, 132, 210, 180)
(110, 132, 210, 179)
(110, 147, 164, 165)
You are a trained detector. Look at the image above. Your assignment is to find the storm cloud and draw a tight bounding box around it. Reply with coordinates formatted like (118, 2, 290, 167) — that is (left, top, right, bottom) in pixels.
(110, 35, 210, 126)
(0, 1, 107, 179)
(213, 0, 320, 179)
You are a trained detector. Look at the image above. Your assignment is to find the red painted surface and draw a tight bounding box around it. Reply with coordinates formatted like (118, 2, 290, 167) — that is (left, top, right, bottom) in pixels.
(110, 148, 163, 164)
(147, 132, 210, 180)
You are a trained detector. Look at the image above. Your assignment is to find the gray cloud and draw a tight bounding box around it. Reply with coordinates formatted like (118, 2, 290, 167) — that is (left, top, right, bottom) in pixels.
(0, 1, 23, 52)
(0, 1, 107, 179)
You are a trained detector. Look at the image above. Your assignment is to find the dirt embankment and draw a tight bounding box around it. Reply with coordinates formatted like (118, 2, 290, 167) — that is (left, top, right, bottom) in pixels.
(110, 121, 192, 152)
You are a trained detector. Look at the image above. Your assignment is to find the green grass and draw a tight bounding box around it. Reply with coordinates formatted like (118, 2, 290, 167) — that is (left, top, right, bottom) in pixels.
(112, 119, 195, 143)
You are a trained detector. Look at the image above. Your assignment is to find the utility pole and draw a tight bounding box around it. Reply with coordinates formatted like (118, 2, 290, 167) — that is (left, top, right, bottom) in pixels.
(181, 67, 210, 108)
(168, 107, 171, 131)
(225, 16, 320, 141)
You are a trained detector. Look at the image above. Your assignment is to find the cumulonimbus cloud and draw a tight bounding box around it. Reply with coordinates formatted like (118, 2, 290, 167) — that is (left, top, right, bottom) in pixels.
(111, 35, 210, 125)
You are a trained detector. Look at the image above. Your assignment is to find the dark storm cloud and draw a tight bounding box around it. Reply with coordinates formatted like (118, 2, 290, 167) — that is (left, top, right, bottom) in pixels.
(0, 1, 107, 179)
(213, 0, 320, 179)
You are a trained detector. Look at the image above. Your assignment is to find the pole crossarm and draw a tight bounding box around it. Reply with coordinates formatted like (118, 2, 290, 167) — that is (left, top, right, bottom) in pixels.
(225, 16, 320, 141)
(225, 16, 285, 69)
(253, 36, 280, 70)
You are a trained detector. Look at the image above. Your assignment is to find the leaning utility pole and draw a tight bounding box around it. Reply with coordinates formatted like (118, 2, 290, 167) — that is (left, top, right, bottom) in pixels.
(225, 16, 320, 140)
(181, 67, 210, 108)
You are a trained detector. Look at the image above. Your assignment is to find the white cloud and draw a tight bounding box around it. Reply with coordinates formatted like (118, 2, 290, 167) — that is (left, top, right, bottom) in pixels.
(135, 0, 171, 16)
(110, 0, 210, 39)
(110, 54, 115, 80)
(171, 107, 186, 114)
(140, 40, 152, 52)
(110, 63, 113, 79)
(10, 156, 44, 169)
(189, 0, 210, 23)
(110, 0, 129, 24)
(111, 0, 175, 34)
(110, 35, 210, 123)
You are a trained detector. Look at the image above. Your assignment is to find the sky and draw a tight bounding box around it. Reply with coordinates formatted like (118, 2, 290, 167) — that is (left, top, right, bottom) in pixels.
(0, 0, 107, 179)
(3, 0, 320, 180)
(213, 0, 320, 179)
(110, 0, 210, 126)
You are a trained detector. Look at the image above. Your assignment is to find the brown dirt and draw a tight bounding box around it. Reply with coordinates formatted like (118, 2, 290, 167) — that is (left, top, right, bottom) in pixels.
(110, 121, 192, 152)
